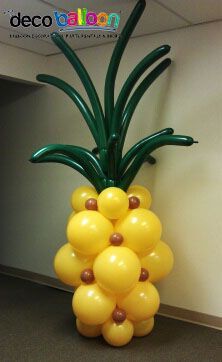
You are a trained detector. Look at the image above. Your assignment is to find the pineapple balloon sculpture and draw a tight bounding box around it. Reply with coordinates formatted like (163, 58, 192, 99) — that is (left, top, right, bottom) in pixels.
(31, 0, 197, 347)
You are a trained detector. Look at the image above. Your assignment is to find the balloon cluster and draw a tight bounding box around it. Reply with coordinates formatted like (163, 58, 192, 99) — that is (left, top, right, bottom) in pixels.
(54, 185, 174, 346)
(30, 0, 195, 348)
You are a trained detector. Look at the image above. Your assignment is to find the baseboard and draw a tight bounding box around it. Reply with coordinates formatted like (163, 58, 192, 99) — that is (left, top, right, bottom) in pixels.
(158, 304, 222, 330)
(0, 264, 221, 330)
(0, 264, 73, 292)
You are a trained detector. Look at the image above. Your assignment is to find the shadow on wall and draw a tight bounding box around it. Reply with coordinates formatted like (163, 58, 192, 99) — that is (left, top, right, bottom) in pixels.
(0, 78, 41, 107)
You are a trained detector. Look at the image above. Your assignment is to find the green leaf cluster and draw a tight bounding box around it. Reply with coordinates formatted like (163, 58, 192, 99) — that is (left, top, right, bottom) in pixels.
(30, 0, 196, 192)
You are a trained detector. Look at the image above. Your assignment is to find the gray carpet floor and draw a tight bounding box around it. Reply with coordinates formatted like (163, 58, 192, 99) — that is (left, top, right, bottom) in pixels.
(0, 274, 221, 362)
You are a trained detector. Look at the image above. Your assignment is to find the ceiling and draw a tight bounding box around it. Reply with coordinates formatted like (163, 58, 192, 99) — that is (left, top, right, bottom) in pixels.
(0, 0, 222, 56)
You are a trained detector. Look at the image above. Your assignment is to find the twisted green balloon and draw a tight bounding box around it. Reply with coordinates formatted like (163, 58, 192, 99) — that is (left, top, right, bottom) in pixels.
(111, 45, 171, 136)
(50, 33, 106, 146)
(119, 135, 195, 190)
(36, 75, 99, 145)
(119, 58, 172, 153)
(119, 128, 174, 175)
(105, 0, 146, 130)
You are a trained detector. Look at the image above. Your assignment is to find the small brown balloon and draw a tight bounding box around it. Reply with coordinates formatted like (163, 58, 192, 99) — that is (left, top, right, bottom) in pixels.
(85, 198, 98, 210)
(81, 268, 95, 284)
(112, 308, 126, 323)
(129, 196, 140, 209)
(109, 233, 124, 246)
(139, 268, 149, 282)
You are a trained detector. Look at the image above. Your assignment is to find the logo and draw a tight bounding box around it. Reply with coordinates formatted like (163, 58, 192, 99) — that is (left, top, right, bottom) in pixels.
(4, 8, 121, 33)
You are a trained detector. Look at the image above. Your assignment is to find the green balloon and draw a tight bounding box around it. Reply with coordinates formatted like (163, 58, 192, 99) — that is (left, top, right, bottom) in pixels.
(119, 58, 172, 153)
(51, 32, 106, 147)
(105, 0, 146, 130)
(112, 45, 171, 136)
(37, 74, 99, 145)
(119, 135, 195, 190)
(120, 128, 174, 175)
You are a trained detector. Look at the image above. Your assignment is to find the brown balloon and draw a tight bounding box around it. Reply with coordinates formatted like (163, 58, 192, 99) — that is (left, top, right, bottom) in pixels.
(139, 268, 149, 281)
(81, 268, 95, 284)
(129, 196, 140, 209)
(85, 198, 98, 210)
(112, 307, 126, 323)
(109, 232, 124, 246)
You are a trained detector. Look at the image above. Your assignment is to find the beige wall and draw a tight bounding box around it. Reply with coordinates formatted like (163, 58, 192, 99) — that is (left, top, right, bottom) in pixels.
(0, 21, 221, 317)
(0, 43, 46, 84)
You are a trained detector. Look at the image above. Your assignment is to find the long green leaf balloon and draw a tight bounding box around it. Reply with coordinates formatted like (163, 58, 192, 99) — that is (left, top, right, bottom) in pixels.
(36, 74, 99, 146)
(112, 45, 171, 134)
(119, 58, 172, 151)
(33, 154, 104, 192)
(119, 128, 174, 175)
(31, 144, 106, 180)
(104, 0, 146, 130)
(50, 32, 106, 148)
(119, 135, 195, 190)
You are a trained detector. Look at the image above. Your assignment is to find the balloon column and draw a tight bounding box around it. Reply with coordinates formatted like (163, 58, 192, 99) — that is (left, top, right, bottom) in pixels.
(30, 0, 197, 347)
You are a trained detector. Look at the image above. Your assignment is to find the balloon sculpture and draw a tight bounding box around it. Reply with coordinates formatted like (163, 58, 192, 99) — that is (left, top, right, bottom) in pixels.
(30, 0, 197, 347)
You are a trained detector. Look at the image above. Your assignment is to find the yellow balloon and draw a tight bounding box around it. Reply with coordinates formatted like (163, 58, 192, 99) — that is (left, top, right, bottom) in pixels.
(93, 246, 141, 294)
(97, 187, 129, 219)
(54, 243, 93, 286)
(72, 284, 116, 325)
(76, 318, 101, 338)
(117, 282, 160, 321)
(71, 186, 98, 212)
(140, 241, 174, 283)
(67, 211, 113, 256)
(133, 317, 154, 337)
(127, 185, 152, 209)
(115, 209, 162, 255)
(102, 319, 134, 347)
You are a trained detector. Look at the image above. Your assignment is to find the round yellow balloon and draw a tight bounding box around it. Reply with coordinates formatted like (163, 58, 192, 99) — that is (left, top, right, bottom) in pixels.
(76, 319, 101, 338)
(117, 282, 160, 321)
(127, 185, 152, 209)
(141, 241, 174, 283)
(97, 187, 129, 219)
(71, 186, 98, 212)
(115, 209, 162, 255)
(67, 211, 113, 256)
(67, 211, 75, 223)
(72, 284, 116, 325)
(133, 317, 154, 337)
(102, 319, 134, 347)
(54, 243, 93, 286)
(93, 246, 141, 294)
